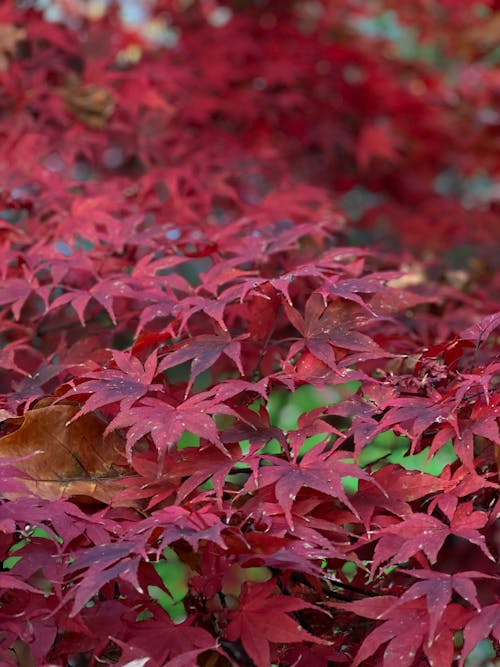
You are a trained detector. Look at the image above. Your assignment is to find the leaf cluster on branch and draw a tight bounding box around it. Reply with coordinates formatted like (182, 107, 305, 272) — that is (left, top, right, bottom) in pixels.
(0, 1, 498, 665)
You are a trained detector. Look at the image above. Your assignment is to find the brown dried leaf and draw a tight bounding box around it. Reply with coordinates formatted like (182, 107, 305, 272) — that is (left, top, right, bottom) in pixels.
(464, 12, 500, 50)
(0, 23, 26, 71)
(62, 76, 115, 129)
(0, 399, 128, 502)
(387, 264, 426, 289)
(8, 638, 35, 667)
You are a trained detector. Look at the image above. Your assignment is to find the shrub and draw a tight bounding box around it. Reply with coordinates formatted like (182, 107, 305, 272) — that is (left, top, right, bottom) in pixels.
(0, 1, 498, 665)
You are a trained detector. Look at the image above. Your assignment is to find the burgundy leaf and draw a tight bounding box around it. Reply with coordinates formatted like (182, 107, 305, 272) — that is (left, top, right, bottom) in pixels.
(225, 580, 324, 667)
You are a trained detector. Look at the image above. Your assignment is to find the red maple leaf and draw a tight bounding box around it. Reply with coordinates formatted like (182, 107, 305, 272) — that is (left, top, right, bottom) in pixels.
(111, 617, 216, 667)
(105, 391, 234, 460)
(459, 603, 500, 667)
(256, 446, 381, 528)
(224, 580, 325, 667)
(67, 545, 142, 617)
(330, 596, 474, 667)
(58, 350, 162, 420)
(370, 502, 494, 575)
(383, 568, 485, 643)
(356, 122, 399, 169)
(159, 332, 246, 396)
(285, 293, 390, 371)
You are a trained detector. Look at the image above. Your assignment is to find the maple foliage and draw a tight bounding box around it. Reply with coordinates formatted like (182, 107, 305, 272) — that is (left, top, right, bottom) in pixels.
(0, 1, 499, 666)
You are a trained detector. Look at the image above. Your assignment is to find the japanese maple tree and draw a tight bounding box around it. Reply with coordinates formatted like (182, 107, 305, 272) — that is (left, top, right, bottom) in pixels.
(0, 1, 498, 666)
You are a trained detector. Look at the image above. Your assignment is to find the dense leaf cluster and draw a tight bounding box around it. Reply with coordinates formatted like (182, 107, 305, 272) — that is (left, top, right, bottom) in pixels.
(0, 1, 498, 665)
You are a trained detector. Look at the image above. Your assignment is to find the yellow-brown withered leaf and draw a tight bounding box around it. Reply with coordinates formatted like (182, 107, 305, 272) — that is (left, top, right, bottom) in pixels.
(0, 400, 127, 502)
(62, 75, 115, 129)
(0, 23, 26, 71)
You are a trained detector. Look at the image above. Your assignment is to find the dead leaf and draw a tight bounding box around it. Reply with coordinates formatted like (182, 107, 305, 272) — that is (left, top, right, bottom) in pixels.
(0, 23, 26, 71)
(464, 12, 500, 51)
(62, 76, 115, 129)
(387, 264, 426, 289)
(445, 269, 469, 290)
(8, 639, 35, 667)
(0, 399, 128, 502)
